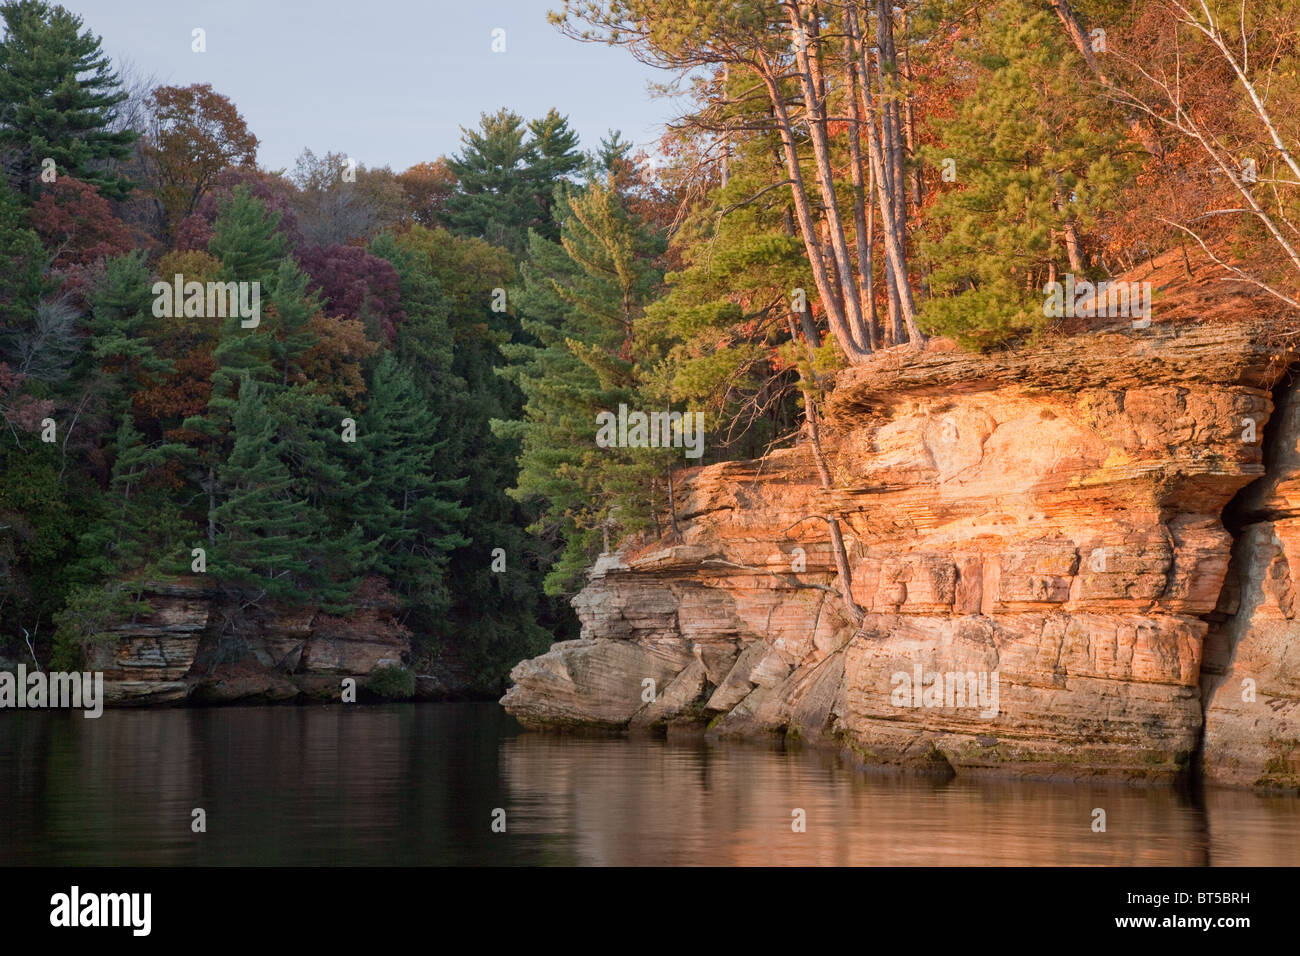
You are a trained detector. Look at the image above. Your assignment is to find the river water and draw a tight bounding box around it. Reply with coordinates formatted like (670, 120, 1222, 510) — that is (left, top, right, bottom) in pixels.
(1, 702, 1296, 866)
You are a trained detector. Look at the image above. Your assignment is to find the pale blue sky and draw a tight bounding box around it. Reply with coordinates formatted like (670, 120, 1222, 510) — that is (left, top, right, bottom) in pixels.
(66, 0, 679, 173)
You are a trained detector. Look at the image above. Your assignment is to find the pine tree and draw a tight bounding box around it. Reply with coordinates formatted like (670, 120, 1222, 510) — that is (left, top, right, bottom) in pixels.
(444, 108, 540, 254)
(0, 0, 136, 198)
(264, 258, 320, 389)
(636, 79, 811, 462)
(0, 176, 45, 365)
(591, 130, 634, 177)
(58, 411, 193, 672)
(197, 189, 284, 425)
(262, 382, 375, 603)
(918, 0, 1131, 349)
(207, 185, 287, 284)
(360, 352, 468, 625)
(383, 224, 556, 687)
(176, 190, 291, 552)
(70, 412, 191, 584)
(86, 251, 174, 417)
(528, 109, 583, 183)
(497, 177, 669, 595)
(444, 108, 585, 254)
(527, 108, 584, 241)
(210, 377, 309, 603)
(368, 231, 455, 386)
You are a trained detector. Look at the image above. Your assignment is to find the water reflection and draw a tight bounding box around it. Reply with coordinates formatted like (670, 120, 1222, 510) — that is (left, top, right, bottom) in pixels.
(0, 704, 1295, 866)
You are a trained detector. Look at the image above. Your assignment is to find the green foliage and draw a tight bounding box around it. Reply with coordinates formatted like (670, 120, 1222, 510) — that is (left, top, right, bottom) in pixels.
(85, 251, 174, 418)
(917, 0, 1132, 349)
(264, 258, 321, 388)
(364, 664, 416, 700)
(0, 439, 94, 654)
(359, 351, 469, 623)
(497, 176, 671, 596)
(383, 224, 559, 690)
(208, 186, 287, 283)
(527, 108, 585, 238)
(0, 0, 136, 198)
(49, 580, 147, 671)
(0, 176, 46, 363)
(444, 108, 584, 254)
(640, 104, 806, 459)
(444, 109, 540, 255)
(68, 412, 192, 584)
(209, 377, 368, 612)
(210, 377, 310, 601)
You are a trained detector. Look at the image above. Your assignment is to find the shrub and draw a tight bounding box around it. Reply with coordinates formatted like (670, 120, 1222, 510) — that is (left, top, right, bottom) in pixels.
(365, 664, 415, 700)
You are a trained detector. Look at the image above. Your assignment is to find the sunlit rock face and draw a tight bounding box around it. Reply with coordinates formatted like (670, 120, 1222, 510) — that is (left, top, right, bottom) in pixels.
(504, 322, 1298, 784)
(1202, 375, 1300, 789)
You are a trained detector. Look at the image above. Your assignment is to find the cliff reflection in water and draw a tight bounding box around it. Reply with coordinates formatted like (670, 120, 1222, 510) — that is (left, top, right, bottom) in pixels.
(1, 702, 1296, 866)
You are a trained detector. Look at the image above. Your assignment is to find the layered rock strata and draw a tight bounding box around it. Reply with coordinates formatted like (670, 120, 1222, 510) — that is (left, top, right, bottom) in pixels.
(89, 578, 419, 705)
(1202, 375, 1300, 788)
(504, 323, 1296, 784)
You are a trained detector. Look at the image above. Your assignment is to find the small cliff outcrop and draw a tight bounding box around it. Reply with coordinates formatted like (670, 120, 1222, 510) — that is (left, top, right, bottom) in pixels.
(503, 319, 1300, 787)
(90, 576, 463, 705)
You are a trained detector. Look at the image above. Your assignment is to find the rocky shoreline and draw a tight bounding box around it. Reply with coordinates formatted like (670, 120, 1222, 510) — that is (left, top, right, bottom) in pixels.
(1, 577, 477, 706)
(503, 319, 1300, 790)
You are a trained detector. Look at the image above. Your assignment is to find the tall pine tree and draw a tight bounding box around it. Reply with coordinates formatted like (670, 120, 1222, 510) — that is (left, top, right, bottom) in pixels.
(497, 176, 669, 594)
(359, 351, 469, 628)
(0, 0, 136, 198)
(444, 108, 539, 254)
(210, 377, 310, 603)
(0, 176, 45, 366)
(526, 108, 584, 242)
(444, 107, 585, 254)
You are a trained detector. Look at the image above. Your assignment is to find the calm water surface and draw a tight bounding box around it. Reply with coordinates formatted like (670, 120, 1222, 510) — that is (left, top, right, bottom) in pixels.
(1, 703, 1296, 866)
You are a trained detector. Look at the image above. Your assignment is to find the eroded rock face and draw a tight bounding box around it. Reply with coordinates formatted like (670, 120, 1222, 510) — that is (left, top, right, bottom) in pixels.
(504, 324, 1294, 783)
(1202, 376, 1300, 788)
(91, 581, 210, 705)
(92, 577, 416, 705)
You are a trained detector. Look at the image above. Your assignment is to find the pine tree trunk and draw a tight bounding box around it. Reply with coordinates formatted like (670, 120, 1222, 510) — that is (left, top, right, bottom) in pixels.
(206, 465, 217, 547)
(787, 315, 864, 626)
(900, 21, 923, 211)
(721, 63, 732, 189)
(788, 2, 870, 355)
(876, 0, 907, 244)
(756, 56, 871, 364)
(1048, 0, 1102, 77)
(849, 3, 921, 347)
(1063, 221, 1085, 273)
(873, 0, 924, 346)
(846, 33, 879, 351)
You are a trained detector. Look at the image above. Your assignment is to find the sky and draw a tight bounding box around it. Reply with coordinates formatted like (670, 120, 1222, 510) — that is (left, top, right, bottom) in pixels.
(68, 0, 683, 174)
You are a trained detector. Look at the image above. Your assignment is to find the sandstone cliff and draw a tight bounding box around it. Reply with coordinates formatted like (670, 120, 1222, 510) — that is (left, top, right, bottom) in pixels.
(503, 319, 1300, 787)
(90, 576, 467, 705)
(1202, 374, 1300, 788)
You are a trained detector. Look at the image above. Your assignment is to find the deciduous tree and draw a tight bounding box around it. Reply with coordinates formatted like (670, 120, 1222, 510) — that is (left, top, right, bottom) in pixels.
(144, 83, 259, 230)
